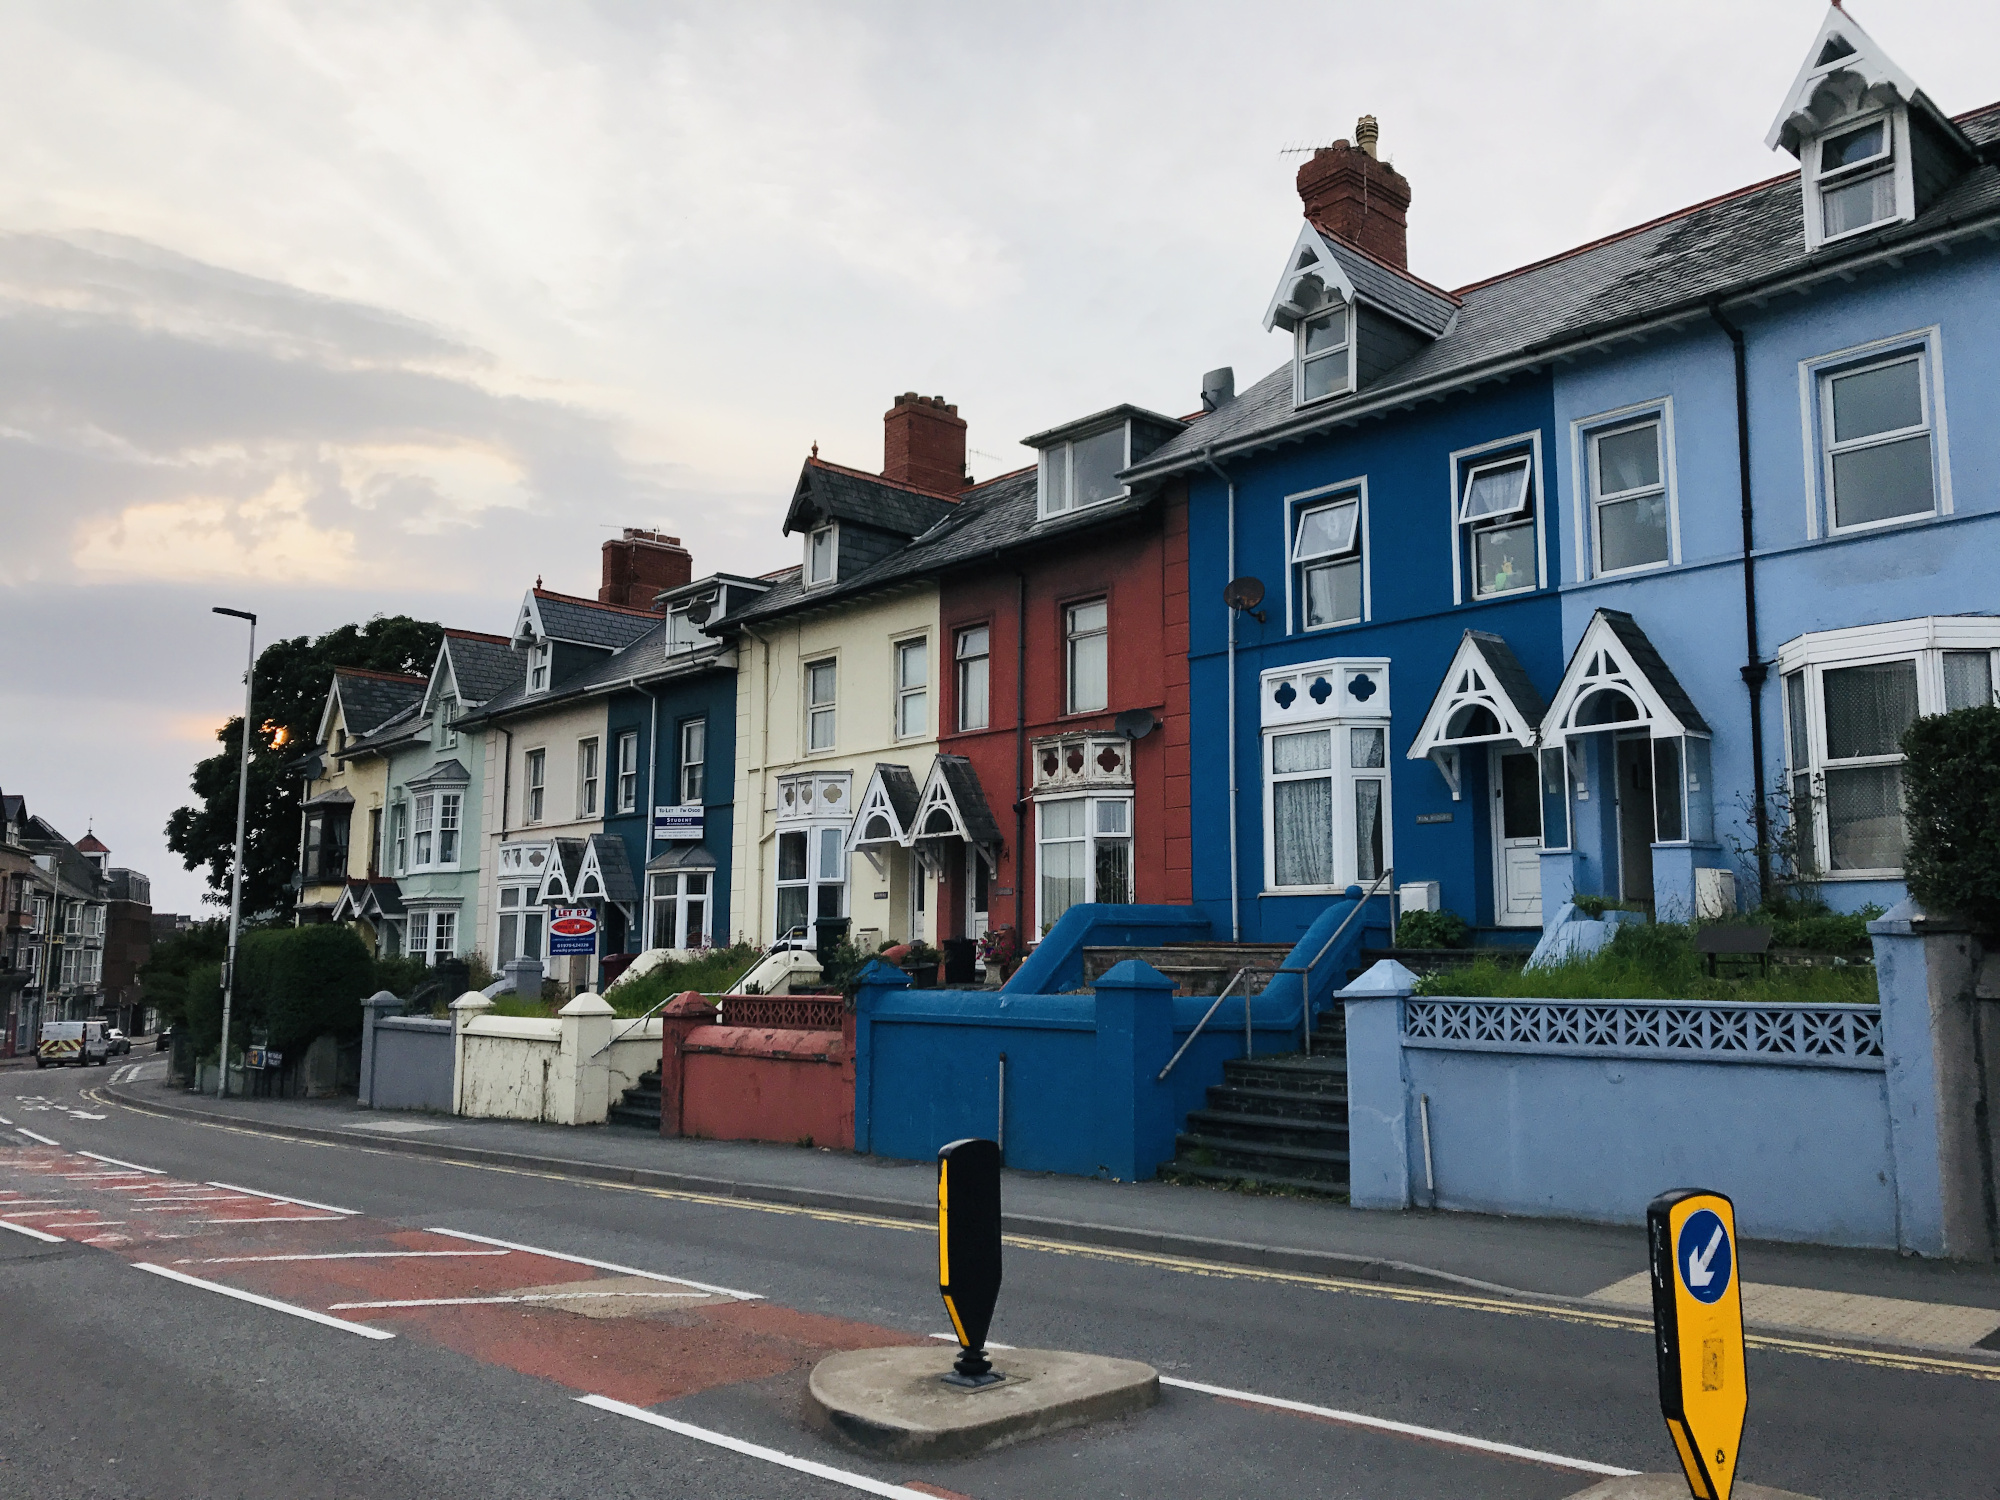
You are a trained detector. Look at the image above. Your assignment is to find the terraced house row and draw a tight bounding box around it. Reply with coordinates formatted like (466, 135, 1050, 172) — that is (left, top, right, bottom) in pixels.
(292, 10, 2000, 987)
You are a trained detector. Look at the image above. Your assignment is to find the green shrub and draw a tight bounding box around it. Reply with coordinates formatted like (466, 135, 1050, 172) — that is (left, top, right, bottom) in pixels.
(1902, 705, 2000, 931)
(1572, 895, 1642, 919)
(603, 942, 762, 1017)
(182, 959, 226, 1058)
(1395, 908, 1470, 949)
(1752, 902, 1882, 953)
(236, 924, 375, 1054)
(372, 954, 433, 1001)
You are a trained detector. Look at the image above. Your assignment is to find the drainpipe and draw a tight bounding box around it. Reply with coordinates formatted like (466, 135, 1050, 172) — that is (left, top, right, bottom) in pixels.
(1015, 570, 1028, 947)
(1200, 449, 1241, 941)
(644, 685, 659, 948)
(1709, 303, 1771, 905)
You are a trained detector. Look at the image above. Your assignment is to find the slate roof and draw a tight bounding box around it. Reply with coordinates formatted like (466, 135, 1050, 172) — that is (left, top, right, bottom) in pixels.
(341, 697, 426, 757)
(1598, 611, 1709, 735)
(783, 458, 962, 538)
(443, 631, 520, 707)
(533, 589, 661, 651)
(1321, 236, 1458, 337)
(1465, 631, 1548, 729)
(726, 462, 1151, 631)
(1133, 101, 2000, 478)
(648, 842, 718, 873)
(854, 764, 921, 843)
(334, 668, 427, 737)
(931, 756, 1003, 847)
(466, 613, 731, 729)
(587, 834, 640, 906)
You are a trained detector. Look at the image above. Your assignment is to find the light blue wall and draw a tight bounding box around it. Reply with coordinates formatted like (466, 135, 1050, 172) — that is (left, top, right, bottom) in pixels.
(1551, 242, 2000, 913)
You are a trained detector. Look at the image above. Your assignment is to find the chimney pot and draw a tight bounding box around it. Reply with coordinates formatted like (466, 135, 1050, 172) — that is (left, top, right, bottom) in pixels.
(1355, 115, 1379, 159)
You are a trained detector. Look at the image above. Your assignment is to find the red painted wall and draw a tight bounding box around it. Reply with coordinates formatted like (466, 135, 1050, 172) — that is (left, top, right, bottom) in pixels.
(936, 485, 1192, 947)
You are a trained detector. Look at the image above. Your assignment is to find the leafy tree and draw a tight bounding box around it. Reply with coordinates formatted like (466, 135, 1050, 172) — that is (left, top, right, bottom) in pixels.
(137, 919, 230, 1030)
(166, 615, 443, 918)
(1903, 704, 2000, 932)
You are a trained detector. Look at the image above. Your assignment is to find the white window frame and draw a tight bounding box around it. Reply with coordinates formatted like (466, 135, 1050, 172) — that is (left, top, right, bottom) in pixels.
(411, 793, 435, 868)
(1448, 431, 1547, 606)
(576, 736, 600, 819)
(1261, 721, 1392, 895)
(494, 884, 545, 965)
(1572, 402, 1679, 579)
(1293, 299, 1354, 407)
(1038, 423, 1132, 520)
(1779, 619, 2000, 880)
(1804, 107, 1913, 251)
(647, 870, 713, 951)
(1034, 794, 1134, 936)
(1800, 335, 1947, 539)
(437, 700, 458, 749)
(955, 625, 991, 732)
(679, 718, 707, 803)
(389, 801, 408, 874)
(773, 823, 847, 944)
(1285, 479, 1369, 633)
(527, 641, 551, 695)
(1064, 599, 1109, 715)
(524, 748, 546, 824)
(805, 657, 837, 753)
(805, 524, 838, 588)
(615, 730, 639, 815)
(893, 634, 930, 741)
(664, 603, 702, 654)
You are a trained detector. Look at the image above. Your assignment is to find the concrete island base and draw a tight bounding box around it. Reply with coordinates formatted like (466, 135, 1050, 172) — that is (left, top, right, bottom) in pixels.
(806, 1345, 1160, 1459)
(1565, 1476, 1817, 1500)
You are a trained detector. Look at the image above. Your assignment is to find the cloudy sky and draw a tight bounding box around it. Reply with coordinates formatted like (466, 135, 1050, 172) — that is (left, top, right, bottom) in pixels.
(2, 1, 1995, 914)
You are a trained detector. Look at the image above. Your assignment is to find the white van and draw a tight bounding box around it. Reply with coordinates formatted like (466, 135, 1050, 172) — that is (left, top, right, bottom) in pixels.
(36, 1020, 110, 1068)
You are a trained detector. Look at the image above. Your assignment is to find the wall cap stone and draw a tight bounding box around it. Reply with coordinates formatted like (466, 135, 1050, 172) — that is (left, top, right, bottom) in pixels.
(557, 991, 615, 1017)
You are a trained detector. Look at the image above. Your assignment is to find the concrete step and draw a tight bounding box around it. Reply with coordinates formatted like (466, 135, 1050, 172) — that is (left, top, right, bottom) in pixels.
(606, 1102, 661, 1130)
(1182, 1109, 1349, 1154)
(1203, 1081, 1348, 1122)
(1221, 1056, 1348, 1096)
(1168, 1132, 1350, 1185)
(1081, 944, 1295, 996)
(1160, 1160, 1349, 1199)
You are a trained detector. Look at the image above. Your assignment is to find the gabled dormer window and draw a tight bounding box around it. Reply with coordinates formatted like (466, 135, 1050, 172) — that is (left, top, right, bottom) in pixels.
(805, 524, 837, 587)
(1295, 295, 1351, 405)
(527, 641, 551, 694)
(1813, 114, 1899, 242)
(1038, 424, 1129, 519)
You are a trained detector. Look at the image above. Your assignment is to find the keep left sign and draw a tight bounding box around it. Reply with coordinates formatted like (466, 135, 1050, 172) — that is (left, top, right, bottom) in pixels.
(1647, 1188, 1748, 1500)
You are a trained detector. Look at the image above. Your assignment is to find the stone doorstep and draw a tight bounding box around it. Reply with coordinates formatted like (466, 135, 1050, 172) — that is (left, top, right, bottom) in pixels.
(1565, 1477, 1816, 1500)
(806, 1345, 1160, 1460)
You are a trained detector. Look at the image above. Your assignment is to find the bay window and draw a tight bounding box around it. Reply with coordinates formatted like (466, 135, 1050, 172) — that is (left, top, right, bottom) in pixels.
(1265, 723, 1389, 891)
(1037, 795, 1133, 934)
(649, 872, 711, 950)
(495, 886, 545, 965)
(775, 825, 846, 943)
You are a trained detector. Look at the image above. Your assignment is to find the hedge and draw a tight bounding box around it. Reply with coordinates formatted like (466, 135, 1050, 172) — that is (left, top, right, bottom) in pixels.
(1902, 705, 2000, 933)
(181, 924, 375, 1061)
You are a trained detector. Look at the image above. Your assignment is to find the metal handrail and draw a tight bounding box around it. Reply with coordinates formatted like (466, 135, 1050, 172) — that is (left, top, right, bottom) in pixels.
(589, 943, 794, 1058)
(1273, 867, 1394, 1055)
(1157, 967, 1257, 1082)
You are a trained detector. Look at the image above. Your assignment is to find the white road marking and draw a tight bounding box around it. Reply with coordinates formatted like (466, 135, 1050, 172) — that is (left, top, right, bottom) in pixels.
(208, 1181, 358, 1215)
(1159, 1377, 1637, 1478)
(0, 1114, 11, 1125)
(132, 1264, 397, 1339)
(0, 1219, 65, 1243)
(50, 1171, 145, 1179)
(188, 1250, 513, 1265)
(329, 1291, 706, 1310)
(76, 1151, 164, 1175)
(15, 1129, 57, 1145)
(577, 1395, 936, 1498)
(0, 1199, 70, 1206)
(43, 1222, 124, 1229)
(425, 1227, 761, 1300)
(200, 1215, 348, 1224)
(919, 1336, 1634, 1478)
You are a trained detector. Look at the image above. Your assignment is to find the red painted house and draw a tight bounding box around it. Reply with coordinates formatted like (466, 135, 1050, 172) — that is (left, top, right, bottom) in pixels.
(927, 405, 1195, 957)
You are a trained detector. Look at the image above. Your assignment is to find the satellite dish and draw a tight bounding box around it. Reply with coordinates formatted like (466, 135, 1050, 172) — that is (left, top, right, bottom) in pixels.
(1115, 709, 1157, 741)
(1223, 576, 1266, 612)
(686, 594, 716, 625)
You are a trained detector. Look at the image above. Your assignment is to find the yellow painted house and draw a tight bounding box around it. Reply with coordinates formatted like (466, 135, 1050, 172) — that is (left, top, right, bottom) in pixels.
(295, 666, 428, 945)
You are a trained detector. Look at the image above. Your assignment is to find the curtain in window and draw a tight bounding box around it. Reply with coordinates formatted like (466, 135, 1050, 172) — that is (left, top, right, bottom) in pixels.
(1826, 765, 1905, 871)
(1273, 779, 1333, 887)
(1353, 780, 1383, 882)
(1822, 660, 1919, 758)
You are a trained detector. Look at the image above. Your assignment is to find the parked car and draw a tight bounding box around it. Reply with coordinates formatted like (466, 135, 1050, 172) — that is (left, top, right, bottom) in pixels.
(105, 1028, 131, 1056)
(37, 1020, 110, 1068)
(155, 1025, 175, 1053)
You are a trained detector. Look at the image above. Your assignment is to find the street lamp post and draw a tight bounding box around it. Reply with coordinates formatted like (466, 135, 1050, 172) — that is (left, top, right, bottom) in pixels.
(213, 607, 257, 1099)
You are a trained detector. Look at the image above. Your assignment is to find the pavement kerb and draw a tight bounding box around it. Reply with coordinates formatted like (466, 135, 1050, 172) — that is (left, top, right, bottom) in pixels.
(89, 1079, 2000, 1370)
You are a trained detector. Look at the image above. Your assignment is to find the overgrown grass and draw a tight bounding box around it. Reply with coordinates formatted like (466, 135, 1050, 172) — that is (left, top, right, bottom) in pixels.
(1415, 921, 1878, 1004)
(602, 943, 762, 1017)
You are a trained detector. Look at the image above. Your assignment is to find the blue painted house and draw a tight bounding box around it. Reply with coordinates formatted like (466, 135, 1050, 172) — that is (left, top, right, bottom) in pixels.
(1125, 7, 2000, 939)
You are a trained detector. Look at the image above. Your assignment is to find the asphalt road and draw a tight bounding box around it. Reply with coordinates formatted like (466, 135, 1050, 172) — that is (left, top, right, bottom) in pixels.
(3, 1060, 1995, 1500)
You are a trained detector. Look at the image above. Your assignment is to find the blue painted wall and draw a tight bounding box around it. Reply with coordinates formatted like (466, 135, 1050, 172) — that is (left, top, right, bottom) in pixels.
(1187, 376, 1567, 942)
(604, 661, 739, 952)
(1551, 241, 2000, 914)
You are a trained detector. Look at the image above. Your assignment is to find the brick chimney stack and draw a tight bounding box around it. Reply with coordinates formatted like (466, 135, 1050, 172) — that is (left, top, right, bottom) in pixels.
(1296, 115, 1412, 271)
(881, 393, 969, 494)
(599, 528, 692, 612)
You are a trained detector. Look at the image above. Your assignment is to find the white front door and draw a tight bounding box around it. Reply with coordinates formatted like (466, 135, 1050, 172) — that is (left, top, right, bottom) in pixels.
(1491, 747, 1543, 926)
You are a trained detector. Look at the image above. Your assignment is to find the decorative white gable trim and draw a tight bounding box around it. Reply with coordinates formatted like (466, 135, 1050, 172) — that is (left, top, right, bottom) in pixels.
(421, 638, 459, 719)
(1406, 635, 1541, 800)
(511, 591, 546, 648)
(1542, 613, 1701, 744)
(1766, 7, 1917, 155)
(573, 840, 607, 900)
(1263, 223, 1354, 334)
(845, 765, 915, 854)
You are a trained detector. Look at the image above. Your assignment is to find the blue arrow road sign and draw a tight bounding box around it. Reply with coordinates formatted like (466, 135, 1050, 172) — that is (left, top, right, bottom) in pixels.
(1677, 1207, 1733, 1305)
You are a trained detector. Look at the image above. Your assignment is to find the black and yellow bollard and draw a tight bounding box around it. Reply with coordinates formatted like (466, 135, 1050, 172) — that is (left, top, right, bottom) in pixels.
(1648, 1188, 1748, 1500)
(937, 1137, 1003, 1387)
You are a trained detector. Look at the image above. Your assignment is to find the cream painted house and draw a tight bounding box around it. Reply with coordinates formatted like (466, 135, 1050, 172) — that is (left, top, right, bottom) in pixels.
(296, 667, 428, 942)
